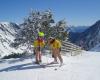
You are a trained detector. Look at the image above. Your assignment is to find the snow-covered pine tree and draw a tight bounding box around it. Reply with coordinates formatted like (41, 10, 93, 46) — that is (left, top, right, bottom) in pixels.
(51, 20, 68, 40)
(13, 9, 68, 52)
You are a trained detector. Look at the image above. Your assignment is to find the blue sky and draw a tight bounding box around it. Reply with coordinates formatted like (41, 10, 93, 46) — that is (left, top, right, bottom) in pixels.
(0, 0, 100, 26)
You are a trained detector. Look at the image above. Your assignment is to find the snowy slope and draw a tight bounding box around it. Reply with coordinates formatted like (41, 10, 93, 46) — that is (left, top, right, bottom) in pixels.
(0, 22, 24, 57)
(0, 51, 100, 80)
(90, 43, 100, 51)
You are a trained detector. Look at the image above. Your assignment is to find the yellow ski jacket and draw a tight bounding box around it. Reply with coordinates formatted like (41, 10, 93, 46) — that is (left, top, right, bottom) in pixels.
(33, 40, 45, 48)
(50, 39, 61, 49)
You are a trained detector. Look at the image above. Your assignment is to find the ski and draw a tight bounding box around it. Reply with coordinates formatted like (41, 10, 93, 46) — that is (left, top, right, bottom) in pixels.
(37, 62, 58, 69)
(39, 63, 47, 68)
(54, 63, 65, 71)
(33, 61, 65, 69)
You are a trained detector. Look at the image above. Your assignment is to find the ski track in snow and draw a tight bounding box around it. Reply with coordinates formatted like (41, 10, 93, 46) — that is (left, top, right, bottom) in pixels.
(0, 51, 100, 80)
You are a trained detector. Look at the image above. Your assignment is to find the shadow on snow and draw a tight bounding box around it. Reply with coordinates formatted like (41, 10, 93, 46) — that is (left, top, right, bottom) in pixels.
(0, 62, 58, 72)
(0, 63, 44, 72)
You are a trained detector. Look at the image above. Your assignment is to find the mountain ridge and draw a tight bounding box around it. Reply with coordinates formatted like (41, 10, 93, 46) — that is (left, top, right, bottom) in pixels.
(0, 22, 24, 57)
(74, 20, 100, 50)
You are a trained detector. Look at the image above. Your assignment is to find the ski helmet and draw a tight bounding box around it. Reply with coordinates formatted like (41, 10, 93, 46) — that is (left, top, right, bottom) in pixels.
(38, 32, 44, 37)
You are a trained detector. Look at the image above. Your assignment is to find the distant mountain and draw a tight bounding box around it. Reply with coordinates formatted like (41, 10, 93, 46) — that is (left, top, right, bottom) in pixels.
(68, 26, 89, 33)
(75, 20, 100, 50)
(0, 22, 24, 57)
(68, 26, 89, 43)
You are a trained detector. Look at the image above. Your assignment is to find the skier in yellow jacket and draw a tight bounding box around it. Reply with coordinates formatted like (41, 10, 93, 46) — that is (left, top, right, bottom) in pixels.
(33, 32, 45, 64)
(48, 37, 63, 65)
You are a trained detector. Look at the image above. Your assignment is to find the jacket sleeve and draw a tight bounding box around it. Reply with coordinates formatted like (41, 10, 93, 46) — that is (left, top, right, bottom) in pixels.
(57, 41, 61, 48)
(41, 41, 45, 47)
(33, 41, 38, 47)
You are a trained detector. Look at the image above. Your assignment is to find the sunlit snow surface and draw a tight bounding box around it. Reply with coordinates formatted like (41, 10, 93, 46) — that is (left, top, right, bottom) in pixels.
(0, 51, 100, 80)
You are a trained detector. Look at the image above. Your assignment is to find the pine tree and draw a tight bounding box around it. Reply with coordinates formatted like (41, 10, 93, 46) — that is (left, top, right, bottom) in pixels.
(13, 9, 68, 51)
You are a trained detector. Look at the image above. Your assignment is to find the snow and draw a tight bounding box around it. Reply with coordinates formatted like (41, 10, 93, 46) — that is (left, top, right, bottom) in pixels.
(0, 51, 100, 80)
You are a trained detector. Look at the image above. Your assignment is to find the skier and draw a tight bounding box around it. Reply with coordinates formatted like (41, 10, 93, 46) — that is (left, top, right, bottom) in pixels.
(48, 37, 63, 66)
(33, 32, 45, 64)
